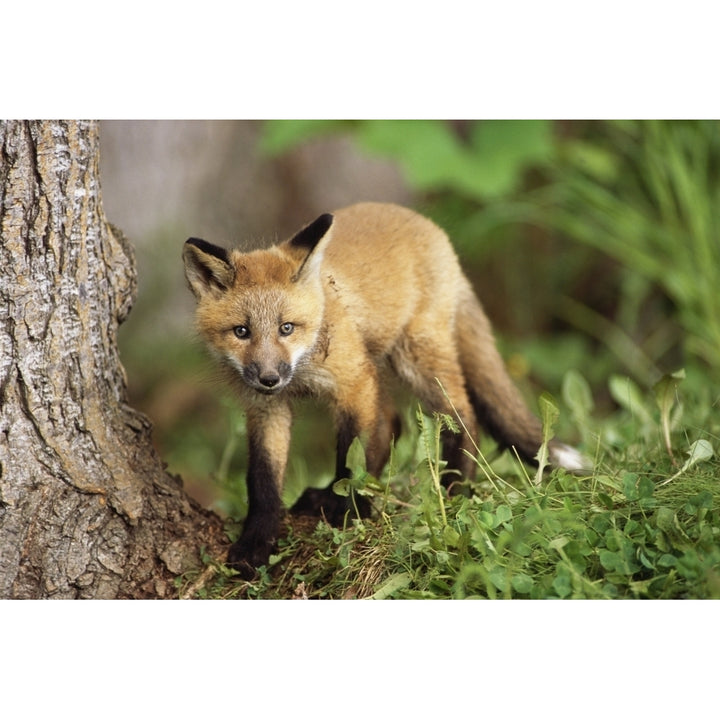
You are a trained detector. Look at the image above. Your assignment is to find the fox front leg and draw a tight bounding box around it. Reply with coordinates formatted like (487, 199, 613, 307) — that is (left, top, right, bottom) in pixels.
(227, 402, 292, 579)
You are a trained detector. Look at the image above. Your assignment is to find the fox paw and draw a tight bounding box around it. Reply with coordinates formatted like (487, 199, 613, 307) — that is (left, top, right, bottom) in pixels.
(291, 486, 371, 525)
(226, 540, 272, 580)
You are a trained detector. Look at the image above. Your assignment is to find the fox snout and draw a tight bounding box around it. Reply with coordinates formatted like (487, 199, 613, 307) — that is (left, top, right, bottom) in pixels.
(241, 360, 293, 394)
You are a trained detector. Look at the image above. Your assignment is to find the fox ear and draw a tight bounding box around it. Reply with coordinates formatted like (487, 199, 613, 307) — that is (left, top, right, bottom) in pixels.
(183, 238, 235, 298)
(287, 213, 334, 282)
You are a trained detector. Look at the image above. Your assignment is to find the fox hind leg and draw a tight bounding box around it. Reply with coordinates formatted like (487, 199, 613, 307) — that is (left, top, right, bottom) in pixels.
(390, 338, 479, 488)
(292, 364, 396, 523)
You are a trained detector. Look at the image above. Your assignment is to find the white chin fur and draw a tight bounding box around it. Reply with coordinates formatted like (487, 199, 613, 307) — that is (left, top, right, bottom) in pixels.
(550, 443, 590, 473)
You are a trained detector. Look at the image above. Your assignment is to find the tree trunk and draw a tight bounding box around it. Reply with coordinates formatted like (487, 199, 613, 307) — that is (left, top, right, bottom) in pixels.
(0, 120, 226, 598)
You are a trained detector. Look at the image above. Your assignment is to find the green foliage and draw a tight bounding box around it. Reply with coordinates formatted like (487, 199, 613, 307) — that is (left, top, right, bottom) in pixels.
(653, 369, 686, 461)
(262, 119, 553, 199)
(550, 120, 720, 375)
(534, 392, 559, 485)
(259, 119, 343, 154)
(178, 369, 720, 600)
(561, 369, 595, 447)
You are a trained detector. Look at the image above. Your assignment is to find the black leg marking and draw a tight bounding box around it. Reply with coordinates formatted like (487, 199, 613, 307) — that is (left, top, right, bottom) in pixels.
(227, 434, 283, 579)
(291, 412, 371, 524)
(335, 411, 359, 480)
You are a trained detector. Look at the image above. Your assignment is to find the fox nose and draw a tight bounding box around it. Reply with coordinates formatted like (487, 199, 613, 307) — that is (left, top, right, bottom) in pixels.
(259, 372, 280, 388)
(244, 361, 291, 392)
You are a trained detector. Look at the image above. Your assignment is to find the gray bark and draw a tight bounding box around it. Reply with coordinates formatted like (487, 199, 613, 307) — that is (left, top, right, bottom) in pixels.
(0, 120, 225, 598)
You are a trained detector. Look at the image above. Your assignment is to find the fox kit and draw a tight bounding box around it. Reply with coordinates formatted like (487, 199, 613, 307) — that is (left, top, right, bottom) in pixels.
(183, 202, 585, 577)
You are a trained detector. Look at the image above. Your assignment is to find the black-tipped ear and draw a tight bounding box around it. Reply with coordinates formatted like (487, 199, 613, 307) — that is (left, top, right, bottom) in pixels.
(287, 213, 334, 282)
(183, 237, 235, 299)
(289, 213, 334, 253)
(186, 237, 230, 265)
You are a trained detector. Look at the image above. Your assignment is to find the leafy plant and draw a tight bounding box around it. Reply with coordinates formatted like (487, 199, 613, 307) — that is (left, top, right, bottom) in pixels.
(534, 392, 560, 485)
(653, 369, 686, 462)
(178, 368, 719, 600)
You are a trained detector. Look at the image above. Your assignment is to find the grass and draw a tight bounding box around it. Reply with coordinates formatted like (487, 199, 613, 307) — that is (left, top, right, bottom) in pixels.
(548, 120, 720, 375)
(175, 368, 720, 600)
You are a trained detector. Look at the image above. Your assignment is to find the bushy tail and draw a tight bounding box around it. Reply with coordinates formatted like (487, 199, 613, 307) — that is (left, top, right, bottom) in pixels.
(456, 285, 586, 472)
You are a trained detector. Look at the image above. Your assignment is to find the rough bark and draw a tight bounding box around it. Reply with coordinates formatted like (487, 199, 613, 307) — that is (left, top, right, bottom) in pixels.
(0, 120, 226, 598)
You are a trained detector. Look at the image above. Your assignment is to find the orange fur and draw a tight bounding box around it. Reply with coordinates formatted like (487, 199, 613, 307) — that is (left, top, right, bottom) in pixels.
(183, 202, 585, 576)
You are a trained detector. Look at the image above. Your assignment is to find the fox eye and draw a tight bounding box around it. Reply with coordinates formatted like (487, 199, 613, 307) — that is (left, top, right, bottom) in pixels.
(279, 322, 294, 337)
(233, 325, 250, 339)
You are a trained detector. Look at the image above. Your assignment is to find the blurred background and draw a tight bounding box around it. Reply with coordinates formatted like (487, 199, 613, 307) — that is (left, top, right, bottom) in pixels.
(99, 120, 720, 511)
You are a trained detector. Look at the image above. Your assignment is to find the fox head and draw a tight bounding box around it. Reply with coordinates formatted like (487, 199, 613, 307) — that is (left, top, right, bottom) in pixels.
(183, 213, 334, 395)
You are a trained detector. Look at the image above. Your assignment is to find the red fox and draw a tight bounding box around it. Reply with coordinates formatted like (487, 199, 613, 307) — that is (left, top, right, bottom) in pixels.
(183, 202, 585, 577)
